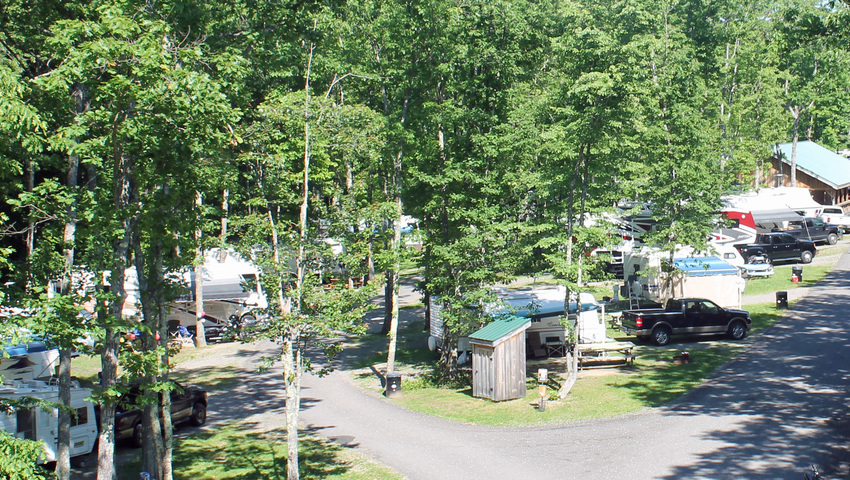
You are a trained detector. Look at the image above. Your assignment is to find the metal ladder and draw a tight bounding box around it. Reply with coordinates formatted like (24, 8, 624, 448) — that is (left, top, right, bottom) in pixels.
(626, 279, 640, 310)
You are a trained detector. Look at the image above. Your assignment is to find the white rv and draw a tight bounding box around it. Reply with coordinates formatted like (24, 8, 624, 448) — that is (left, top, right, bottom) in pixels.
(1, 340, 59, 382)
(0, 380, 98, 463)
(164, 248, 268, 338)
(427, 286, 606, 355)
(114, 249, 268, 341)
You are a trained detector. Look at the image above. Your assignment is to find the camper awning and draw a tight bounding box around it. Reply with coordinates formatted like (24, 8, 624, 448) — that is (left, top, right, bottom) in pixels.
(673, 256, 739, 276)
(751, 209, 804, 227)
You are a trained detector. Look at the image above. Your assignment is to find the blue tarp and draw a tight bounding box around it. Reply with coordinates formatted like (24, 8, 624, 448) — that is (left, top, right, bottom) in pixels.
(2, 339, 51, 357)
(673, 256, 739, 277)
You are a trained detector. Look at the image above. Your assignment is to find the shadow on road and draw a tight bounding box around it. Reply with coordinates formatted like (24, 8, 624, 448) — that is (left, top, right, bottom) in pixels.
(659, 266, 850, 478)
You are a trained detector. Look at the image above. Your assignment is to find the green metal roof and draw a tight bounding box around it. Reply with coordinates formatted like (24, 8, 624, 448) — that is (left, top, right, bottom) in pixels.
(775, 141, 850, 189)
(469, 315, 531, 343)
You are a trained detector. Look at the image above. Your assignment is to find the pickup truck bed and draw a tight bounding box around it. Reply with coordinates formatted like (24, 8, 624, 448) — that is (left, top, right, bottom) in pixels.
(620, 298, 751, 346)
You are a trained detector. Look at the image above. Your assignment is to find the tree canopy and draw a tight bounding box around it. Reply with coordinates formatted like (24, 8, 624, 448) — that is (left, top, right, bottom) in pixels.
(2, 0, 849, 477)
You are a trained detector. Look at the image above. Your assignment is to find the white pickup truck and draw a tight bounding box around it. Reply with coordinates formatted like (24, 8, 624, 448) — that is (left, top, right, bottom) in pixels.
(819, 206, 850, 233)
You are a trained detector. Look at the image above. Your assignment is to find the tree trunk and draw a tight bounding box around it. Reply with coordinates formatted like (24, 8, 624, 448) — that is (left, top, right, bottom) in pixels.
(96, 327, 120, 480)
(385, 142, 404, 372)
(98, 106, 135, 480)
(160, 299, 174, 480)
(282, 329, 302, 480)
(384, 92, 409, 370)
(56, 82, 86, 480)
(220, 188, 229, 242)
(56, 348, 72, 480)
(134, 240, 166, 479)
(790, 105, 800, 187)
(195, 192, 207, 347)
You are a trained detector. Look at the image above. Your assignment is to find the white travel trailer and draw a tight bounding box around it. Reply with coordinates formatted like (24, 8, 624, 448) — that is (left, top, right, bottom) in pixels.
(168, 248, 268, 327)
(1, 340, 59, 382)
(0, 380, 98, 463)
(427, 286, 607, 356)
(114, 249, 269, 341)
(623, 248, 744, 309)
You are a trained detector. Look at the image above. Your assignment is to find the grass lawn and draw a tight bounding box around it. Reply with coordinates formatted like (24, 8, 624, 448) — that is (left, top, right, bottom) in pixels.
(72, 343, 403, 480)
(357, 300, 791, 426)
(743, 241, 847, 296)
(114, 425, 403, 480)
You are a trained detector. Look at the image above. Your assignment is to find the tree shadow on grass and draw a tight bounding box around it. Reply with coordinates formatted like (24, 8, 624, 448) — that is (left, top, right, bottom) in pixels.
(160, 424, 351, 480)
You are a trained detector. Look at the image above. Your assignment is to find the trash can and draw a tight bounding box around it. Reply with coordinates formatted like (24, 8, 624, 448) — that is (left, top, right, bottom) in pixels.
(792, 266, 803, 282)
(776, 291, 788, 309)
(385, 372, 402, 398)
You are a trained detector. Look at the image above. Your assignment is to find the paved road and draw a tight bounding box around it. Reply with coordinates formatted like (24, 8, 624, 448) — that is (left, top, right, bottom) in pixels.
(298, 260, 850, 479)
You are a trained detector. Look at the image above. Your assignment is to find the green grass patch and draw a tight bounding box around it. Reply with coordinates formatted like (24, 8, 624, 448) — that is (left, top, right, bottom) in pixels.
(745, 302, 789, 333)
(383, 302, 790, 426)
(743, 263, 833, 296)
(71, 342, 241, 392)
(388, 340, 744, 426)
(116, 424, 402, 480)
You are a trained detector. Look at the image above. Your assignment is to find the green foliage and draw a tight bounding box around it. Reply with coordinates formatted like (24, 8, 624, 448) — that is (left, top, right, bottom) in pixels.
(0, 431, 52, 480)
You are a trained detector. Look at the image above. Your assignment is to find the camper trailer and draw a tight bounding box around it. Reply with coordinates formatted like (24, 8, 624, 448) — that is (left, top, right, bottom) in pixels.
(1, 340, 59, 382)
(426, 287, 607, 355)
(115, 249, 269, 341)
(623, 248, 744, 309)
(170, 249, 267, 335)
(0, 380, 98, 463)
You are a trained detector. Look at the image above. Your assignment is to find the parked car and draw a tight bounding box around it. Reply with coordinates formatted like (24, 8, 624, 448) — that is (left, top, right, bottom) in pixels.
(819, 207, 850, 234)
(115, 380, 207, 447)
(620, 298, 751, 346)
(735, 232, 817, 264)
(784, 217, 841, 245)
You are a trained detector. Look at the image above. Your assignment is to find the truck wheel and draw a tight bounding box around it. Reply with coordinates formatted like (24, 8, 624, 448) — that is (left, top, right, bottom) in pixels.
(132, 423, 143, 448)
(651, 326, 671, 346)
(727, 320, 747, 340)
(827, 233, 838, 245)
(801, 251, 814, 264)
(190, 402, 207, 426)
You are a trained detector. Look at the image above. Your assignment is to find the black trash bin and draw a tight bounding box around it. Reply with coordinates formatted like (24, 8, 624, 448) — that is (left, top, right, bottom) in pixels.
(385, 372, 402, 398)
(792, 266, 803, 282)
(776, 291, 788, 309)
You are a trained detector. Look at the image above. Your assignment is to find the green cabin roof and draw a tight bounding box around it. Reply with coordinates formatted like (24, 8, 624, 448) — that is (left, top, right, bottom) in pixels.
(469, 315, 531, 343)
(775, 141, 850, 189)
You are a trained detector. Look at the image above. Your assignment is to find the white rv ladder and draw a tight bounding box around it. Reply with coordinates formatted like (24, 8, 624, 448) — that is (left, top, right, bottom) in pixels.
(627, 281, 640, 310)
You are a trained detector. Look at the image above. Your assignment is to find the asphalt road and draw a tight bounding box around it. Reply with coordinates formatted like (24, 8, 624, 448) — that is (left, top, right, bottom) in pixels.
(299, 257, 850, 479)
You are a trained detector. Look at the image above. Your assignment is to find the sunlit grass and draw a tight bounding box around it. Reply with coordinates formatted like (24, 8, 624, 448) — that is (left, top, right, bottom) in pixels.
(743, 241, 847, 296)
(381, 303, 782, 426)
(115, 424, 403, 480)
(743, 263, 833, 296)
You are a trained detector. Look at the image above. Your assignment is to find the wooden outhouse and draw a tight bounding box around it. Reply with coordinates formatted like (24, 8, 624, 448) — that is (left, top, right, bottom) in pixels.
(469, 315, 531, 402)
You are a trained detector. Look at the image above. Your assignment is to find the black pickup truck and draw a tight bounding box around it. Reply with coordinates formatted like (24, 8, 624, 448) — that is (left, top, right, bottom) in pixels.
(785, 217, 841, 245)
(620, 298, 751, 346)
(115, 380, 208, 447)
(735, 232, 816, 264)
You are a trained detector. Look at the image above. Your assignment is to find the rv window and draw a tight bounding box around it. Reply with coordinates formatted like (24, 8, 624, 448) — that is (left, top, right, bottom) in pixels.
(71, 407, 89, 427)
(240, 274, 258, 291)
(16, 408, 36, 440)
(723, 253, 736, 260)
